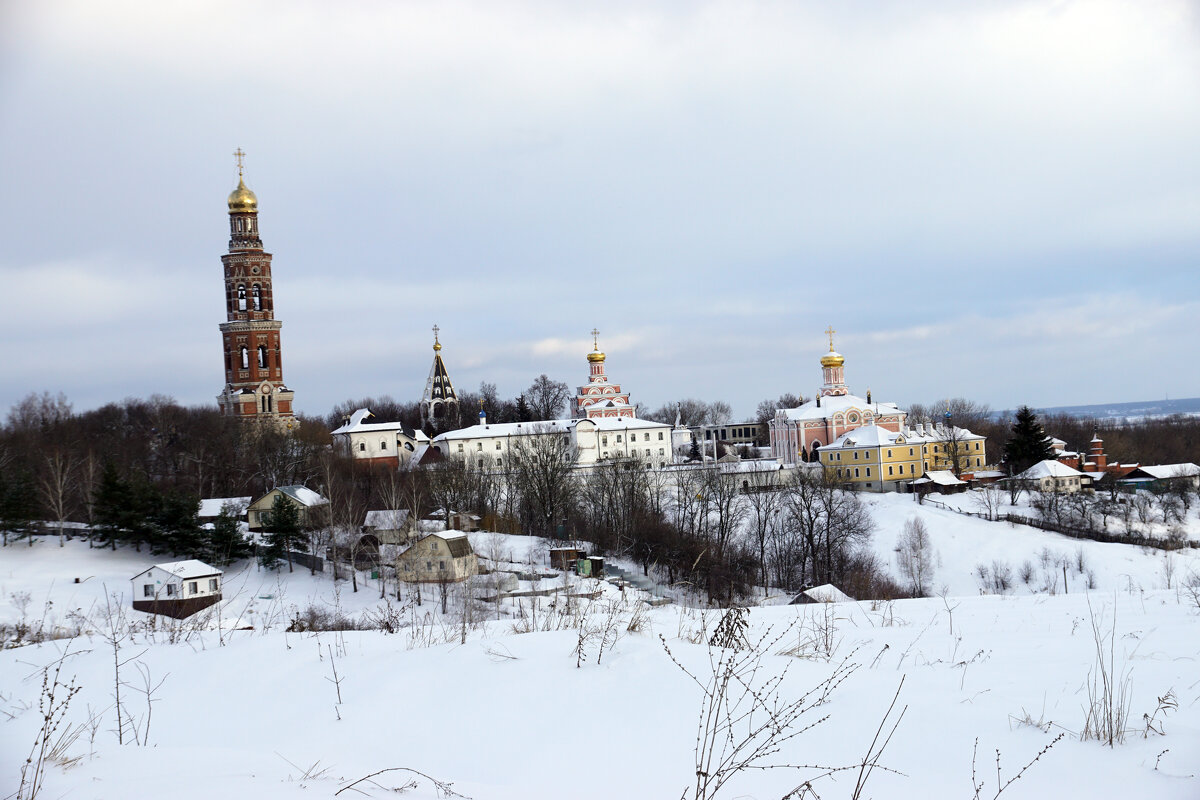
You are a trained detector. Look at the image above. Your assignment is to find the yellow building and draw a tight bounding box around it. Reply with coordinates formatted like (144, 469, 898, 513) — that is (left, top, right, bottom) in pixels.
(818, 422, 987, 492)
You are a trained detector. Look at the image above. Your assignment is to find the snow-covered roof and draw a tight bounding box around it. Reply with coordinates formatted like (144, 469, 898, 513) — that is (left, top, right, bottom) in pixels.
(435, 418, 574, 441)
(1013, 460, 1085, 480)
(910, 423, 983, 442)
(585, 416, 668, 431)
(970, 470, 1007, 479)
(778, 394, 902, 422)
(278, 486, 329, 507)
(822, 423, 910, 449)
(433, 416, 669, 442)
(364, 509, 410, 529)
(133, 559, 221, 581)
(717, 458, 783, 474)
(198, 496, 251, 517)
(397, 532, 475, 558)
(330, 408, 429, 441)
(1136, 463, 1200, 480)
(911, 470, 966, 486)
(797, 584, 853, 603)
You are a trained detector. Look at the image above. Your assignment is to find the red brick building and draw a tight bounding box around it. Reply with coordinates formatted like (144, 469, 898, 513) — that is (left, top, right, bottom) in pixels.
(216, 152, 296, 424)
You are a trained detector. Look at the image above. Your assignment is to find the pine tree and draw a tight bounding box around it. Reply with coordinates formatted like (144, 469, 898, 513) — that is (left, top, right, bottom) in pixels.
(92, 462, 133, 551)
(515, 394, 533, 423)
(0, 466, 38, 546)
(688, 437, 702, 462)
(210, 505, 252, 566)
(1002, 406, 1056, 475)
(154, 491, 204, 559)
(260, 493, 303, 571)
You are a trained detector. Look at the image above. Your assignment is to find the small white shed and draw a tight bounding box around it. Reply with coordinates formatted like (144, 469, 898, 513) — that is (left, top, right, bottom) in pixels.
(131, 560, 223, 618)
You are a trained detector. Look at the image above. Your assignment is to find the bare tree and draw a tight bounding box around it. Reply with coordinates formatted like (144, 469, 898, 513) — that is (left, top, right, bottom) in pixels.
(742, 468, 782, 592)
(510, 425, 579, 538)
(895, 517, 936, 597)
(972, 483, 1004, 521)
(38, 449, 76, 547)
(525, 374, 570, 420)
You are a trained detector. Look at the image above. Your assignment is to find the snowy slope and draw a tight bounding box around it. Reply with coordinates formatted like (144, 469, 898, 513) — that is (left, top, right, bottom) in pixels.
(3, 505, 1200, 800)
(3, 591, 1199, 799)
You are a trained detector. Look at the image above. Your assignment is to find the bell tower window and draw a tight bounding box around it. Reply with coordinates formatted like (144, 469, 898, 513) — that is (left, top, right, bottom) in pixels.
(240, 346, 249, 370)
(252, 285, 262, 311)
(257, 345, 268, 369)
(237, 285, 247, 311)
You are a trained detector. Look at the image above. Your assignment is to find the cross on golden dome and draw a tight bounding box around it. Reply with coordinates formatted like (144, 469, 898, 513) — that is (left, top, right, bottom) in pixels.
(233, 147, 246, 177)
(825, 325, 836, 351)
(591, 328, 600, 349)
(432, 324, 442, 351)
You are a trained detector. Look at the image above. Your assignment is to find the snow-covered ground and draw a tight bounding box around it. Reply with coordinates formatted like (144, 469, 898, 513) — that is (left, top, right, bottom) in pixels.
(3, 500, 1200, 799)
(862, 492, 1199, 596)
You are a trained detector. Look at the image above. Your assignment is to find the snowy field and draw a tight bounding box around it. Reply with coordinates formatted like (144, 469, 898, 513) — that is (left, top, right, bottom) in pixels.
(3, 504, 1200, 799)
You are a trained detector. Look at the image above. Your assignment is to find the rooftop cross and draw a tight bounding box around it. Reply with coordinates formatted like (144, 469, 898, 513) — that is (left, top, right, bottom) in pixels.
(591, 328, 600, 350)
(233, 148, 246, 177)
(825, 325, 836, 351)
(432, 324, 440, 343)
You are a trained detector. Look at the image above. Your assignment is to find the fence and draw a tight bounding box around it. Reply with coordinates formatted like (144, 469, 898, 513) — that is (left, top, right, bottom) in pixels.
(919, 497, 1198, 551)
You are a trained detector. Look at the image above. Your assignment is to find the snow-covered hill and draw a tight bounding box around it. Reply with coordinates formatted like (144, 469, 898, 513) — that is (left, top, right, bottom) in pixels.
(3, 504, 1200, 800)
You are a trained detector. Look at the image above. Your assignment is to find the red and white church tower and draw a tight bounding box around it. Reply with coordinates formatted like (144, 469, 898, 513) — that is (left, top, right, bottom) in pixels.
(570, 329, 637, 419)
(216, 150, 296, 424)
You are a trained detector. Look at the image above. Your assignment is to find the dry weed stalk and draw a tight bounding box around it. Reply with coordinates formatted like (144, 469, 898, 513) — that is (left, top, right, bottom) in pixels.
(661, 614, 862, 800)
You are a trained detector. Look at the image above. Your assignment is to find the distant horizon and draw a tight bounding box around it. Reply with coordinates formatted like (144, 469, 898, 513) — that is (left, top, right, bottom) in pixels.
(8, 384, 1200, 427)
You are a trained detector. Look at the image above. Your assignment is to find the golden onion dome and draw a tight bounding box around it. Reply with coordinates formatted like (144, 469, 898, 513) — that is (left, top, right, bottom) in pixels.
(820, 350, 845, 368)
(227, 177, 258, 213)
(587, 349, 606, 364)
(433, 340, 443, 352)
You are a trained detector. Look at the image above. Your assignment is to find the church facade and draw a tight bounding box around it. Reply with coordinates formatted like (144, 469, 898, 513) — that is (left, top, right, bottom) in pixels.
(768, 333, 905, 464)
(215, 151, 296, 424)
(570, 330, 637, 419)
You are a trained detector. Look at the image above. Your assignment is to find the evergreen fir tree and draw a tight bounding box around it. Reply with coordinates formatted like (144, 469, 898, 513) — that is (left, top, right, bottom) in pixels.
(515, 394, 533, 422)
(260, 493, 302, 572)
(154, 491, 204, 559)
(0, 466, 38, 546)
(209, 505, 252, 566)
(92, 462, 134, 551)
(688, 437, 702, 462)
(1002, 406, 1056, 475)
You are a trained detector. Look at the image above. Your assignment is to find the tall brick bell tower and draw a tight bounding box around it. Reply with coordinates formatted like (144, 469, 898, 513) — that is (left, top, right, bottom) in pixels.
(216, 150, 296, 425)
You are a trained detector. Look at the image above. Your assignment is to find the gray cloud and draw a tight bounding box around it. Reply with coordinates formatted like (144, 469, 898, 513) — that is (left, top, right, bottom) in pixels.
(2, 0, 1197, 419)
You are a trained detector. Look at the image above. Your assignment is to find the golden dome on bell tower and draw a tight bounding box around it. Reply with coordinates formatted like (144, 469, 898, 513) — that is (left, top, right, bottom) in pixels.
(227, 148, 258, 213)
(227, 177, 258, 213)
(587, 327, 606, 363)
(820, 350, 844, 368)
(820, 325, 844, 367)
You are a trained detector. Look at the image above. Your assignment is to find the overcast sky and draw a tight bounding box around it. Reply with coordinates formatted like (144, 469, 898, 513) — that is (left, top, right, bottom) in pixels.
(2, 0, 1198, 422)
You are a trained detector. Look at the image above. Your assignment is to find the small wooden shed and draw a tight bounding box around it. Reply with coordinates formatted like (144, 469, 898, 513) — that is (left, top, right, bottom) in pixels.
(549, 547, 584, 571)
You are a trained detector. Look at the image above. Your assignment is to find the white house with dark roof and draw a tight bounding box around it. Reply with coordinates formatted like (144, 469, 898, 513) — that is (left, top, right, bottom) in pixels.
(131, 560, 222, 618)
(431, 410, 676, 470)
(331, 408, 430, 469)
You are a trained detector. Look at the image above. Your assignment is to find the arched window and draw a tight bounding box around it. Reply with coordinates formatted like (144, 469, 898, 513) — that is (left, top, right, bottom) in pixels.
(257, 345, 268, 369)
(380, 439, 388, 451)
(252, 285, 262, 311)
(810, 441, 821, 461)
(239, 346, 249, 370)
(237, 285, 247, 311)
